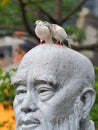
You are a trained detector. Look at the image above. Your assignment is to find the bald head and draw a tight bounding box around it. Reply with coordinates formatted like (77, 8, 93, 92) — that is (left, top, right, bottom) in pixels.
(13, 44, 96, 130)
(14, 44, 94, 89)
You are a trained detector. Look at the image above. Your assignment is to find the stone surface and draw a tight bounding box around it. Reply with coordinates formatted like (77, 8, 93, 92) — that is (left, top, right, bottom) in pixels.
(12, 44, 96, 130)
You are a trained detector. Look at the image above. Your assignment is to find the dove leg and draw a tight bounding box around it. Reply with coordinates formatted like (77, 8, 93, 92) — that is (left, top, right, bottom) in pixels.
(39, 39, 46, 44)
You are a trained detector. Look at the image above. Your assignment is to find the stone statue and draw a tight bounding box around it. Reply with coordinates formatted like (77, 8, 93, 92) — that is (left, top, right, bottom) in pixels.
(12, 44, 96, 130)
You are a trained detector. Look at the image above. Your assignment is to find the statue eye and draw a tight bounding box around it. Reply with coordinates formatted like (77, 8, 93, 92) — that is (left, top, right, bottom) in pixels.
(38, 87, 49, 94)
(37, 85, 55, 101)
(16, 89, 27, 95)
(16, 86, 27, 95)
(15, 86, 27, 103)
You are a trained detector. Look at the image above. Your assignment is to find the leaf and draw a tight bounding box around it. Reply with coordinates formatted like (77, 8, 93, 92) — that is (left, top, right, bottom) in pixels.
(94, 66, 98, 71)
(1, 0, 9, 6)
(0, 68, 3, 75)
(0, 69, 16, 106)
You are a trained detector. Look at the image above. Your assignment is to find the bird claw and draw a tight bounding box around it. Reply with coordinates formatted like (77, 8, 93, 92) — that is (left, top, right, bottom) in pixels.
(54, 42, 63, 46)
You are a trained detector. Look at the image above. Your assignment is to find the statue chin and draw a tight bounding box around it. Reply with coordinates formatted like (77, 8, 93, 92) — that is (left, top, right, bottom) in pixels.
(16, 114, 95, 130)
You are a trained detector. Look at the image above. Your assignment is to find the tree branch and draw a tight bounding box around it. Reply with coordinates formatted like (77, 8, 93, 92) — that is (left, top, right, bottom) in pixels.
(26, 7, 40, 17)
(55, 0, 63, 22)
(17, 0, 36, 37)
(39, 7, 58, 23)
(60, 0, 88, 24)
(26, 6, 57, 23)
(71, 42, 98, 51)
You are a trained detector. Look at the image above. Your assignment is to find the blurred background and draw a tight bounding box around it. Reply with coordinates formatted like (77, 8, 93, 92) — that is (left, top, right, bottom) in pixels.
(0, 0, 98, 130)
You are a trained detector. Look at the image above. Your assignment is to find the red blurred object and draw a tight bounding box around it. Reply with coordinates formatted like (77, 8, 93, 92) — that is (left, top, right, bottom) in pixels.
(14, 55, 23, 63)
(14, 46, 26, 63)
(15, 31, 24, 38)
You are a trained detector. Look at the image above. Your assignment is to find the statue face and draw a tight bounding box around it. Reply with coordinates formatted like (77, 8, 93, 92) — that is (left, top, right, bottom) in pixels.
(13, 44, 95, 130)
(13, 56, 78, 130)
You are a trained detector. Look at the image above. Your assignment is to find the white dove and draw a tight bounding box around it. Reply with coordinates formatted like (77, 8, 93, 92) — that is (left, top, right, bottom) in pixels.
(49, 24, 71, 47)
(35, 20, 53, 43)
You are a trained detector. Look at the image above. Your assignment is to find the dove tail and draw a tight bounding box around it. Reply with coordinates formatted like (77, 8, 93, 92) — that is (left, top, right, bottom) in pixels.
(62, 39, 71, 48)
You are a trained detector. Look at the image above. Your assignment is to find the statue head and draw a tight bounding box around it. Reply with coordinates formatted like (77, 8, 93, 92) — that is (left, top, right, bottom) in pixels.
(12, 44, 96, 130)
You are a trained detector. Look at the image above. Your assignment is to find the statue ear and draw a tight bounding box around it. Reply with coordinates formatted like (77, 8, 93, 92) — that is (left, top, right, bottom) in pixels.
(80, 88, 96, 119)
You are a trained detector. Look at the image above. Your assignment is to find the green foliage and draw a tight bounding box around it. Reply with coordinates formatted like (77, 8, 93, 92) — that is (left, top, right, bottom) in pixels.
(0, 0, 23, 35)
(90, 66, 98, 128)
(0, 0, 9, 6)
(0, 0, 86, 43)
(64, 25, 86, 43)
(0, 68, 16, 106)
(63, 0, 81, 13)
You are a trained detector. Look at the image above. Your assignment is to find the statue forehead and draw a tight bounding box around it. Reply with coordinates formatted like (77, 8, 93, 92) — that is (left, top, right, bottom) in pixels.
(17, 45, 70, 80)
(18, 44, 94, 81)
(12, 44, 95, 90)
(19, 44, 90, 70)
(20, 44, 78, 67)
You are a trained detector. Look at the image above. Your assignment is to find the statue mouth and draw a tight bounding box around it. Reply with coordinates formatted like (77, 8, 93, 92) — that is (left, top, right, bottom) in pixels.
(21, 118, 40, 129)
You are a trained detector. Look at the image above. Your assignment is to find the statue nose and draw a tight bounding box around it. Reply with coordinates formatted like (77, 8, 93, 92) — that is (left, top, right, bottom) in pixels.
(21, 91, 38, 113)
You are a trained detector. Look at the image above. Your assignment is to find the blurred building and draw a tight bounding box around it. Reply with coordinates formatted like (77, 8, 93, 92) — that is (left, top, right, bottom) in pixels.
(0, 36, 24, 68)
(0, 35, 37, 70)
(84, 0, 98, 16)
(77, 6, 98, 65)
